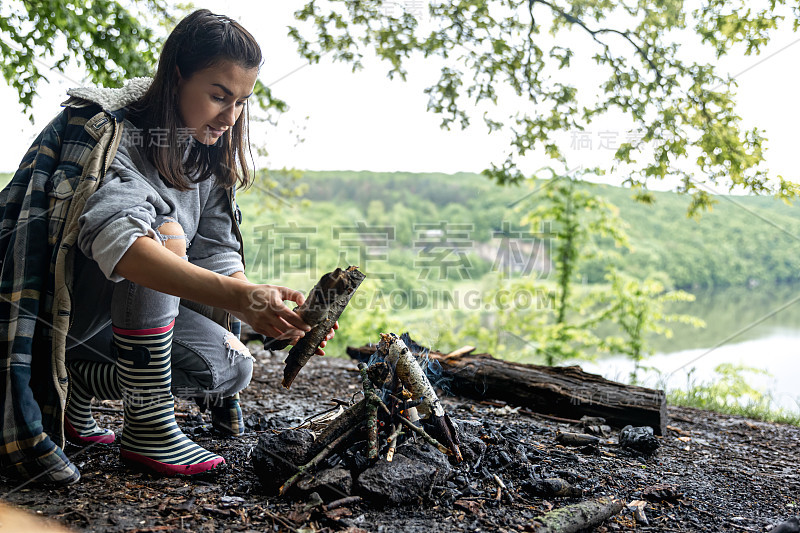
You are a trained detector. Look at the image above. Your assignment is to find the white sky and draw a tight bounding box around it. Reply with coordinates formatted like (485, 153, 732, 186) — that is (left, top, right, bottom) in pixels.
(2, 1, 799, 193)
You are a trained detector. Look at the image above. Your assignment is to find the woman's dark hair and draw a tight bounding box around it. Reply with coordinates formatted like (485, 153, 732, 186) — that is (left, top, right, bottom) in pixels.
(129, 9, 262, 190)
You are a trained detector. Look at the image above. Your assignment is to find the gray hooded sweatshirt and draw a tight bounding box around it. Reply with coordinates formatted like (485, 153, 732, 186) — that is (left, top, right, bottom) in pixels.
(77, 121, 244, 282)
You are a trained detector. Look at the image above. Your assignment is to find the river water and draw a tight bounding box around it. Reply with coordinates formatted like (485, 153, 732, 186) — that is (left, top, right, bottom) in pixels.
(574, 285, 800, 414)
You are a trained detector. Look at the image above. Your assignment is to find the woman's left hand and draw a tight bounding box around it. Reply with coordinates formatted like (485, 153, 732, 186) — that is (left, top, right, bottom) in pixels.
(315, 321, 339, 356)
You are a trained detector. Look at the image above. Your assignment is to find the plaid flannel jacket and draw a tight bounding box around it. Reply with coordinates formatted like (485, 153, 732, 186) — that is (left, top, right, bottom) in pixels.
(0, 80, 244, 484)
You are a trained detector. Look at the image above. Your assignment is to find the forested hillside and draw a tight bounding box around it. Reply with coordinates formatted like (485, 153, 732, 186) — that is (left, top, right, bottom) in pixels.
(241, 170, 800, 291)
(2, 169, 794, 290)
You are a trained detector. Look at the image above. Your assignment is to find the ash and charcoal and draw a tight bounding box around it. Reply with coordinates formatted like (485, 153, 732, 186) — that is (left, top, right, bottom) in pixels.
(252, 333, 466, 506)
(249, 332, 664, 512)
(250, 406, 663, 511)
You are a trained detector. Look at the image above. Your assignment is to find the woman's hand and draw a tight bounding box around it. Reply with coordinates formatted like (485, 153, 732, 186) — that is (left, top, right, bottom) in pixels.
(316, 321, 339, 356)
(225, 276, 339, 353)
(114, 247, 318, 346)
(228, 283, 311, 342)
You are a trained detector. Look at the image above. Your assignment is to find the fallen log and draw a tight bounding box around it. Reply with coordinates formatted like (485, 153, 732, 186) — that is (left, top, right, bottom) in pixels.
(347, 341, 668, 435)
(530, 496, 624, 533)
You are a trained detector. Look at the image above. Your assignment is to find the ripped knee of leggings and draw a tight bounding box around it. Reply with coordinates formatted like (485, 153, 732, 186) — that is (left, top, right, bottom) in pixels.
(223, 331, 253, 363)
(223, 332, 254, 395)
(154, 217, 187, 258)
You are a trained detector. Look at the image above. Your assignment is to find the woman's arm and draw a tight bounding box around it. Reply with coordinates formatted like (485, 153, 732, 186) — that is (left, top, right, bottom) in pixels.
(230, 271, 248, 283)
(115, 236, 311, 339)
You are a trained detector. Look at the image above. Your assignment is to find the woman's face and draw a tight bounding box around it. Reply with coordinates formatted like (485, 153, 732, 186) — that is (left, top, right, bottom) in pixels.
(176, 60, 259, 145)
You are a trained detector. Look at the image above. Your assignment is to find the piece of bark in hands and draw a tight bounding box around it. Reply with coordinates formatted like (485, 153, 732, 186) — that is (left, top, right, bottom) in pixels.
(262, 269, 349, 351)
(280, 266, 366, 389)
(262, 267, 362, 351)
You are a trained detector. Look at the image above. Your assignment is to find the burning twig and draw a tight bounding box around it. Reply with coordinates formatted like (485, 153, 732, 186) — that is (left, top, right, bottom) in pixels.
(366, 404, 379, 460)
(363, 398, 380, 460)
(378, 333, 444, 419)
(264, 333, 467, 501)
(358, 363, 383, 460)
(376, 400, 452, 456)
(377, 333, 462, 461)
(280, 266, 366, 389)
(385, 424, 403, 462)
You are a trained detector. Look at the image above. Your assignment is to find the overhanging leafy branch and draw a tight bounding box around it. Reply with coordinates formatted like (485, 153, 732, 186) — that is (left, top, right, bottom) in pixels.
(289, 0, 798, 213)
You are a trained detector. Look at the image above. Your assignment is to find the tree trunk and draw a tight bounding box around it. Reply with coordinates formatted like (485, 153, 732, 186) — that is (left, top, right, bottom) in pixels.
(347, 344, 667, 435)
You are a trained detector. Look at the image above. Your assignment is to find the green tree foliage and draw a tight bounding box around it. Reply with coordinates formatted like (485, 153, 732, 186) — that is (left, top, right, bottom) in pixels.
(1, 0, 287, 118)
(285, 170, 800, 291)
(504, 179, 704, 370)
(289, 0, 800, 213)
(511, 170, 631, 364)
(588, 272, 705, 381)
(1, 0, 168, 114)
(7, 2, 799, 209)
(519, 169, 630, 325)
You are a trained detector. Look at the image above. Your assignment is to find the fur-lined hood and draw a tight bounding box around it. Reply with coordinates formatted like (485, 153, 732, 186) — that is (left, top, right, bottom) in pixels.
(60, 77, 152, 114)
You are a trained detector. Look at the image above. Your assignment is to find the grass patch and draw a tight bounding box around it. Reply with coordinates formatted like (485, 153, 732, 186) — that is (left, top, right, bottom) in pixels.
(667, 363, 800, 426)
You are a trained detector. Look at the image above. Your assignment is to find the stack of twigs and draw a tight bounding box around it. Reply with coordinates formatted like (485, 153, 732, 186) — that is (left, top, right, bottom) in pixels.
(278, 333, 462, 496)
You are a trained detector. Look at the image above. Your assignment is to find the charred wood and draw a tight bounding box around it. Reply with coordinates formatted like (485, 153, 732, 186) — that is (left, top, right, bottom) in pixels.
(522, 478, 584, 498)
(377, 334, 463, 460)
(307, 399, 367, 459)
(556, 431, 601, 447)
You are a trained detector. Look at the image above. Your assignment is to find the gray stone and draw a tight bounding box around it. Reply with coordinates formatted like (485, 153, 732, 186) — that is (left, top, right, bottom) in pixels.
(619, 425, 660, 455)
(356, 452, 438, 506)
(771, 517, 800, 533)
(397, 441, 452, 475)
(297, 466, 353, 500)
(251, 429, 315, 493)
(453, 418, 485, 440)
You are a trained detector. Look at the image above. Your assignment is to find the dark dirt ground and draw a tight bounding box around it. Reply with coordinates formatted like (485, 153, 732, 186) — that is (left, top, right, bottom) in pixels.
(1, 344, 799, 533)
